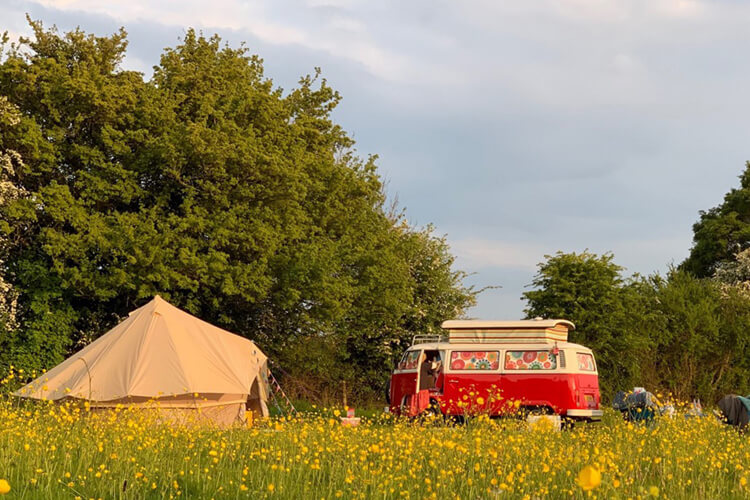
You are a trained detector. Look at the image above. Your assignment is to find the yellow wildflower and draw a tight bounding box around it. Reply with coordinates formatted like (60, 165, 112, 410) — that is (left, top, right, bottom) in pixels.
(576, 465, 601, 491)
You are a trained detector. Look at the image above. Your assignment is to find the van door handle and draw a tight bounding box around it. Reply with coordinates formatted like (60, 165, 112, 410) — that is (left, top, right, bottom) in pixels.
(448, 379, 459, 383)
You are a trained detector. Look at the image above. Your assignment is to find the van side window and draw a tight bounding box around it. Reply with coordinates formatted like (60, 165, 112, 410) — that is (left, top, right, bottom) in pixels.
(505, 351, 557, 370)
(449, 351, 500, 370)
(398, 351, 421, 371)
(577, 353, 596, 371)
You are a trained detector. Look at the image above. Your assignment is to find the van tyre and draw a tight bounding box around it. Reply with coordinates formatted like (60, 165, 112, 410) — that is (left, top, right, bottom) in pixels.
(416, 399, 444, 424)
(561, 417, 576, 430)
(424, 399, 442, 418)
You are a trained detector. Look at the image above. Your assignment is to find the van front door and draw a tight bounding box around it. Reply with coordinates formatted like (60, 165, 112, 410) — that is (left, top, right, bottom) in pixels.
(391, 350, 421, 414)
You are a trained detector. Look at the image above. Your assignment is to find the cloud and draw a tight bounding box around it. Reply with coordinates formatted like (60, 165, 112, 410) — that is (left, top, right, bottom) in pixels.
(464, 0, 709, 25)
(4, 0, 750, 320)
(450, 239, 551, 271)
(449, 234, 690, 277)
(29, 0, 441, 83)
(611, 53, 644, 74)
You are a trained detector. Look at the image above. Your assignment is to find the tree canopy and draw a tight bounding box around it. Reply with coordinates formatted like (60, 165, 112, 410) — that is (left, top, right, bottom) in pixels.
(524, 250, 750, 402)
(683, 162, 750, 277)
(0, 20, 475, 401)
(522, 251, 646, 395)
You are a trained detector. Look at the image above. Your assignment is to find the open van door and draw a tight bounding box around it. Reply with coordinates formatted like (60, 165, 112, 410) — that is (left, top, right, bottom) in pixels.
(390, 350, 421, 414)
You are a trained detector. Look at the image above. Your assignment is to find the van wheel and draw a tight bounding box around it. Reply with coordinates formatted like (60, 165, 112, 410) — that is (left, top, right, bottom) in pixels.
(445, 414, 465, 425)
(423, 399, 442, 418)
(399, 396, 410, 417)
(561, 418, 576, 430)
(416, 399, 444, 424)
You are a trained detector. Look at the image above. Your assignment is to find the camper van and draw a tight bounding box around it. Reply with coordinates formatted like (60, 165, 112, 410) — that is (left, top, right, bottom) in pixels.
(388, 319, 602, 421)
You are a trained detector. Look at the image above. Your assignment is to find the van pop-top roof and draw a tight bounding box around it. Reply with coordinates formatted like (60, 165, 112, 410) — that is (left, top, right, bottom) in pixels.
(440, 318, 575, 344)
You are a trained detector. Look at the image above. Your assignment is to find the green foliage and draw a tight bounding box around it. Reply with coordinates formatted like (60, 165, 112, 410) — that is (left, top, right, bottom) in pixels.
(523, 251, 647, 395)
(637, 270, 750, 401)
(527, 159, 750, 403)
(523, 251, 623, 340)
(683, 162, 750, 277)
(524, 250, 750, 403)
(0, 20, 475, 401)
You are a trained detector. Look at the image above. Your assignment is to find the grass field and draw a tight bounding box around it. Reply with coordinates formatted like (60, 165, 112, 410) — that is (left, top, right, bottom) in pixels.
(0, 398, 749, 499)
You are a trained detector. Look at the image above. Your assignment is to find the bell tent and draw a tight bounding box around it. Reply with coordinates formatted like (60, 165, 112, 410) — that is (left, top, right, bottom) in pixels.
(14, 295, 270, 426)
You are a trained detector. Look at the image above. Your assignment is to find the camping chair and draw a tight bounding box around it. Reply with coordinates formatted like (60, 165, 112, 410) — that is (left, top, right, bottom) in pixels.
(613, 390, 659, 423)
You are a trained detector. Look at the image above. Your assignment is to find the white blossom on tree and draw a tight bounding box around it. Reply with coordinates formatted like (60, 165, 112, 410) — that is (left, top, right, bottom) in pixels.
(0, 96, 24, 333)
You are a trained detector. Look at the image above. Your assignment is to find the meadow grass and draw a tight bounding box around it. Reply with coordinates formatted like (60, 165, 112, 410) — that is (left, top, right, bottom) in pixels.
(0, 398, 749, 499)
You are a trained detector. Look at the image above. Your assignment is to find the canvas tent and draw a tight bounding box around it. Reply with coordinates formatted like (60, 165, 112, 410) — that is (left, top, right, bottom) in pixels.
(14, 295, 269, 426)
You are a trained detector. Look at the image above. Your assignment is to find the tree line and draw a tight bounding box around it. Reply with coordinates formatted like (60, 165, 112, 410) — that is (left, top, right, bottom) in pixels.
(0, 20, 475, 402)
(525, 167, 750, 403)
(3, 19, 750, 406)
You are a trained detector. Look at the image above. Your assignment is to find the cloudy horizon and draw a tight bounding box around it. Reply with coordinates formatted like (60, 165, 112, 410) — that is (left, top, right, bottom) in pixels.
(3, 0, 749, 319)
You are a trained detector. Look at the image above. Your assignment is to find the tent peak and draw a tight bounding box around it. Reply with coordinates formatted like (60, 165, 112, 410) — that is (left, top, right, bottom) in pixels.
(151, 295, 169, 313)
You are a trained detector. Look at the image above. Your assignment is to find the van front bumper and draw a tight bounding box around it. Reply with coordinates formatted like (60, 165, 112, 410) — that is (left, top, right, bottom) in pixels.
(566, 409, 603, 419)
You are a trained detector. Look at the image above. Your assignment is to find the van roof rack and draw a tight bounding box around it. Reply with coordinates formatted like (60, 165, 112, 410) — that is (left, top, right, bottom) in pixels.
(412, 334, 448, 346)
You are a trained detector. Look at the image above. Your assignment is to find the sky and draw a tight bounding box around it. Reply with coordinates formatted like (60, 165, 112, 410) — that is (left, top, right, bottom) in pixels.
(2, 0, 750, 319)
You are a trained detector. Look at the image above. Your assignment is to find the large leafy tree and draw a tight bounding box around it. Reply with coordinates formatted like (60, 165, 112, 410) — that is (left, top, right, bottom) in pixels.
(683, 163, 750, 278)
(522, 251, 647, 395)
(523, 250, 750, 402)
(523, 251, 629, 349)
(637, 270, 750, 401)
(0, 22, 147, 368)
(0, 21, 475, 399)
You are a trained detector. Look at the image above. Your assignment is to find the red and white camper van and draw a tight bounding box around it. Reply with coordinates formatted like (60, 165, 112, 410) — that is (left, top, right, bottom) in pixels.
(388, 319, 602, 421)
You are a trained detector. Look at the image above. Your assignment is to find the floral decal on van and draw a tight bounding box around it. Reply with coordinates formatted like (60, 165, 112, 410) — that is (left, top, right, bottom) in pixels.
(577, 353, 596, 371)
(504, 351, 557, 370)
(450, 351, 499, 370)
(398, 351, 421, 371)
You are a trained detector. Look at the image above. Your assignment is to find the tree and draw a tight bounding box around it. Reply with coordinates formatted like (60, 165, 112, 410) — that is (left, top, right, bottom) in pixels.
(713, 248, 750, 291)
(638, 270, 750, 401)
(0, 95, 23, 344)
(338, 224, 476, 399)
(524, 250, 750, 402)
(683, 162, 750, 277)
(522, 251, 648, 395)
(0, 20, 147, 370)
(0, 21, 476, 401)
